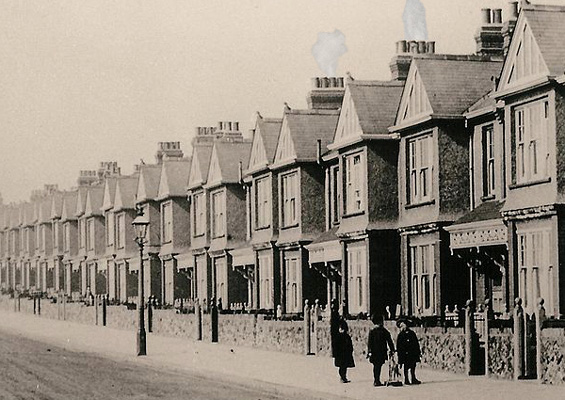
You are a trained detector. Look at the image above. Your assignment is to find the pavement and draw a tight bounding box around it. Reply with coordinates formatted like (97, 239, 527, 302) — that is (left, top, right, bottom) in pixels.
(0, 309, 561, 400)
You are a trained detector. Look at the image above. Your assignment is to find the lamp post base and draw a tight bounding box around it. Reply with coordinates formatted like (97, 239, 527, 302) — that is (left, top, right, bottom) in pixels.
(137, 329, 147, 356)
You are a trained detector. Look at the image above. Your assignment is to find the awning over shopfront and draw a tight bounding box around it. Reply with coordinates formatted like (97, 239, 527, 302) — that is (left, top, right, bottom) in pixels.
(231, 246, 255, 267)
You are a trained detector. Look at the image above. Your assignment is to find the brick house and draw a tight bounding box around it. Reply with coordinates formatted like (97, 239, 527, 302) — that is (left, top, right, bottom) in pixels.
(135, 161, 163, 303)
(187, 126, 217, 306)
(494, 4, 565, 317)
(60, 190, 79, 297)
(109, 175, 139, 303)
(391, 54, 502, 317)
(83, 186, 106, 295)
(50, 191, 64, 292)
(445, 7, 511, 315)
(237, 114, 282, 312)
(271, 107, 339, 314)
(204, 136, 251, 310)
(35, 188, 57, 295)
(156, 148, 192, 306)
(311, 78, 404, 317)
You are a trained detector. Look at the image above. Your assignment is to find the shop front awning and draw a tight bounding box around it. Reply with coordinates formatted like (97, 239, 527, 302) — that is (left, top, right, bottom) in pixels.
(231, 246, 255, 267)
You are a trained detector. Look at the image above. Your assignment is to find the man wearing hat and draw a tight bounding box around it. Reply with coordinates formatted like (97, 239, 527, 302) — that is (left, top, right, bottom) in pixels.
(396, 318, 421, 385)
(367, 314, 395, 386)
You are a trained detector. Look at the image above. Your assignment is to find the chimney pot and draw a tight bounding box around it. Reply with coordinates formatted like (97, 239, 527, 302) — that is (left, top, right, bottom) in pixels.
(233, 121, 239, 131)
(311, 77, 320, 88)
(409, 40, 418, 54)
(508, 2, 519, 19)
(426, 41, 436, 54)
(493, 9, 502, 24)
(337, 77, 344, 87)
(481, 8, 492, 24)
(418, 41, 426, 53)
(396, 40, 408, 54)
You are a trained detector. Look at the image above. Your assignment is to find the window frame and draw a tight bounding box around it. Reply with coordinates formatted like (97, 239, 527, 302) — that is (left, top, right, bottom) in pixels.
(513, 98, 549, 185)
(481, 124, 496, 198)
(255, 176, 271, 230)
(211, 189, 226, 239)
(407, 133, 433, 205)
(281, 171, 299, 228)
(161, 201, 173, 244)
(344, 152, 364, 215)
(192, 192, 206, 237)
(410, 242, 437, 316)
(115, 213, 125, 250)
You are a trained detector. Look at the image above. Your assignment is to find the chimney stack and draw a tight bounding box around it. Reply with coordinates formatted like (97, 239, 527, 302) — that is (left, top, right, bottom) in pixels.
(389, 40, 436, 81)
(97, 161, 121, 182)
(475, 8, 504, 58)
(77, 170, 98, 187)
(155, 141, 183, 164)
(503, 2, 519, 56)
(192, 126, 217, 145)
(307, 76, 345, 110)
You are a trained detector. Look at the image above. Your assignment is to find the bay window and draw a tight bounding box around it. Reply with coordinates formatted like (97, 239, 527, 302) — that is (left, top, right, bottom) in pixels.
(258, 253, 273, 309)
(285, 256, 301, 313)
(193, 192, 206, 237)
(345, 154, 363, 214)
(211, 190, 225, 238)
(347, 244, 367, 314)
(410, 243, 436, 316)
(255, 177, 271, 229)
(161, 202, 173, 244)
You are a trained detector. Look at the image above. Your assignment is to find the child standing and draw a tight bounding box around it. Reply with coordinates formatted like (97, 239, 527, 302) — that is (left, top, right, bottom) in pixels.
(333, 319, 355, 383)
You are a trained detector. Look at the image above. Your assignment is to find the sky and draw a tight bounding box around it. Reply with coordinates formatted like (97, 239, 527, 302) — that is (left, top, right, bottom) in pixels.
(1, 0, 564, 204)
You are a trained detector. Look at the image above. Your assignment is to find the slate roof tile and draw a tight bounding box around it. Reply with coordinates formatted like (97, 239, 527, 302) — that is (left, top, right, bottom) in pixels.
(285, 109, 340, 160)
(524, 6, 565, 77)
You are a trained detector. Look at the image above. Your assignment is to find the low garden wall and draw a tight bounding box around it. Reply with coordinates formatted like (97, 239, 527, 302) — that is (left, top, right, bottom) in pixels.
(488, 328, 513, 379)
(540, 328, 565, 385)
(2, 295, 565, 385)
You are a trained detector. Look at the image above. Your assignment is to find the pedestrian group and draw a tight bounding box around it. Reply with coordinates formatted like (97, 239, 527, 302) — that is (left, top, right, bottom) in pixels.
(331, 304, 421, 387)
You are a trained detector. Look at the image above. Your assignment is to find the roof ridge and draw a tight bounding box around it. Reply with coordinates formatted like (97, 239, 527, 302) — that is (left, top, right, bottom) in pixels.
(523, 4, 565, 13)
(349, 80, 404, 87)
(286, 109, 340, 115)
(413, 54, 503, 62)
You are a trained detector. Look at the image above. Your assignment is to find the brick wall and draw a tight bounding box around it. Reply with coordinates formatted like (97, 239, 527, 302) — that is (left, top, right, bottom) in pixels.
(488, 328, 513, 379)
(540, 327, 565, 385)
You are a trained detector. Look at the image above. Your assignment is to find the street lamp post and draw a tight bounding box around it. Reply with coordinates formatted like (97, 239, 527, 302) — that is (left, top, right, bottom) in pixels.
(132, 210, 150, 356)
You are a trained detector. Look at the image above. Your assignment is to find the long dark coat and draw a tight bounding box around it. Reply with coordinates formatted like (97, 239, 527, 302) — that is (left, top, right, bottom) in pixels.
(396, 328, 421, 366)
(334, 332, 355, 368)
(367, 326, 395, 365)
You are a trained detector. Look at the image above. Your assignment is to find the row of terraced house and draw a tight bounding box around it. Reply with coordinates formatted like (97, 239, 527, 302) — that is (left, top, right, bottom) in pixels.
(2, 2, 565, 320)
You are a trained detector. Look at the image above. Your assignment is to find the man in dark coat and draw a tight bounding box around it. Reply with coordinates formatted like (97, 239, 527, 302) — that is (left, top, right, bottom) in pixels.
(367, 314, 395, 386)
(396, 319, 421, 385)
(334, 319, 355, 383)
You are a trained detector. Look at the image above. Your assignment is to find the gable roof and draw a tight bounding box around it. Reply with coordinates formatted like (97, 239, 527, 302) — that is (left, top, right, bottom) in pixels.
(136, 164, 162, 204)
(75, 187, 88, 218)
(157, 159, 192, 199)
(274, 109, 339, 165)
(102, 178, 118, 212)
(247, 116, 282, 173)
(85, 186, 104, 217)
(38, 196, 53, 223)
(23, 202, 35, 227)
(61, 191, 78, 222)
(207, 140, 252, 186)
(414, 57, 502, 116)
(188, 143, 214, 189)
(113, 176, 139, 212)
(523, 6, 565, 77)
(50, 191, 64, 220)
(331, 80, 403, 149)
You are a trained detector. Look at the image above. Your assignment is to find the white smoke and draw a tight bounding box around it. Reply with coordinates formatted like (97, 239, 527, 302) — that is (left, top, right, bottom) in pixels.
(403, 0, 428, 41)
(311, 29, 347, 77)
